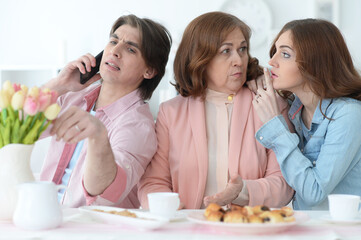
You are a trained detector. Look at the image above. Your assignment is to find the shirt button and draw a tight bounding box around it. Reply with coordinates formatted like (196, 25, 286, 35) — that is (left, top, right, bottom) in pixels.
(313, 161, 316, 166)
(125, 165, 130, 169)
(301, 149, 304, 152)
(259, 136, 264, 140)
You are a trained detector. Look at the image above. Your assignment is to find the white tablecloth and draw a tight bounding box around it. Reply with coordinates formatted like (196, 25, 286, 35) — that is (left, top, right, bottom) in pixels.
(1, 209, 361, 240)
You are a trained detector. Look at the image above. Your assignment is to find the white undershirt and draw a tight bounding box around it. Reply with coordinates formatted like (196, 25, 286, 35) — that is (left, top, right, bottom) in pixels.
(202, 89, 249, 208)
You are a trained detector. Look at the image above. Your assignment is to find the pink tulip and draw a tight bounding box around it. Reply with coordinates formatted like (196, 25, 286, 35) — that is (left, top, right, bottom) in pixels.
(23, 96, 39, 116)
(50, 90, 58, 104)
(13, 83, 21, 92)
(38, 89, 52, 112)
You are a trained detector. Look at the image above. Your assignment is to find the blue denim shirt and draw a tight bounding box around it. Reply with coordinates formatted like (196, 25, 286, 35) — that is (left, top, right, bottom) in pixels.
(256, 96, 361, 210)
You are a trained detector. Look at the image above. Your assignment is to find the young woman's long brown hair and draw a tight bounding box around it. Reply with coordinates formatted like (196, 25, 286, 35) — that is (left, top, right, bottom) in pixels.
(270, 19, 361, 102)
(174, 11, 263, 98)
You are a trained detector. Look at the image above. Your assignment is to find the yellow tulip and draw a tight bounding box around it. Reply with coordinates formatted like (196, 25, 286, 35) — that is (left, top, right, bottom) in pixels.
(11, 90, 25, 110)
(44, 103, 61, 120)
(2, 80, 15, 97)
(28, 86, 39, 98)
(0, 90, 10, 109)
(21, 85, 28, 96)
(41, 88, 51, 93)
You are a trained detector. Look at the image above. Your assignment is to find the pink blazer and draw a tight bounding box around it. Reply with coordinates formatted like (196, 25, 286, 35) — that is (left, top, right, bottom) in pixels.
(138, 87, 294, 209)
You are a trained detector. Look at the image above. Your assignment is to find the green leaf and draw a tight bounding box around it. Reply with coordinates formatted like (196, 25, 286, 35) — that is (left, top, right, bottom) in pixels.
(11, 118, 21, 143)
(7, 106, 16, 122)
(38, 119, 51, 138)
(22, 119, 43, 144)
(3, 118, 11, 145)
(0, 124, 5, 148)
(0, 132, 3, 148)
(1, 108, 7, 125)
(18, 115, 33, 143)
(30, 112, 41, 129)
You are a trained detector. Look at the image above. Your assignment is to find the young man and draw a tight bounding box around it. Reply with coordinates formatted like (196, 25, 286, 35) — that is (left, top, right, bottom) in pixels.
(41, 14, 172, 208)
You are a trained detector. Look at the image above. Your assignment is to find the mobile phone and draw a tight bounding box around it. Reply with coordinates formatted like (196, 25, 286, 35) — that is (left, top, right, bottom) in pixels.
(80, 51, 103, 84)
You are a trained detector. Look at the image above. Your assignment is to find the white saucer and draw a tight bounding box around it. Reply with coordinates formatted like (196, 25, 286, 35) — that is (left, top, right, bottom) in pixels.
(320, 214, 361, 224)
(167, 211, 187, 222)
(132, 210, 187, 222)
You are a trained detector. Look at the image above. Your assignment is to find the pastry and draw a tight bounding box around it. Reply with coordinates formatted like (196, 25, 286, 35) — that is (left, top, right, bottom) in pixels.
(252, 205, 270, 215)
(207, 210, 224, 222)
(93, 209, 137, 218)
(281, 206, 294, 217)
(204, 203, 224, 218)
(204, 203, 295, 224)
(259, 211, 284, 223)
(223, 210, 248, 223)
(248, 215, 264, 223)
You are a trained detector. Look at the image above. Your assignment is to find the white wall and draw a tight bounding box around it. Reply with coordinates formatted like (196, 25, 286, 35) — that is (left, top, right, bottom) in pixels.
(1, 0, 361, 117)
(0, 0, 224, 117)
(0, 0, 361, 112)
(1, 0, 361, 172)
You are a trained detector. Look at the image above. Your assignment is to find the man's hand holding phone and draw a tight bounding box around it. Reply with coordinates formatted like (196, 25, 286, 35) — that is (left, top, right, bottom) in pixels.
(80, 51, 103, 84)
(43, 52, 102, 96)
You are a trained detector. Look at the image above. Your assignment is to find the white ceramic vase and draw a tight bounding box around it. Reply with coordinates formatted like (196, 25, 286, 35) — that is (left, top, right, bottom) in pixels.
(0, 144, 35, 220)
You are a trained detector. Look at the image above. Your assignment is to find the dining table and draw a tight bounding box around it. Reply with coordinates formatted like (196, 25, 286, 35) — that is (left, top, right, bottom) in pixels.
(1, 208, 361, 240)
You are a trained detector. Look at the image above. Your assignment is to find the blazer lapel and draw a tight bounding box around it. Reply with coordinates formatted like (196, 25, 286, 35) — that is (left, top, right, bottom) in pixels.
(188, 97, 208, 206)
(228, 87, 252, 177)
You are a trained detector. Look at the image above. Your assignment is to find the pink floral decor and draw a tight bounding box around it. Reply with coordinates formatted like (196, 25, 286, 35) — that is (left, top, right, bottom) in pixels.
(0, 80, 61, 148)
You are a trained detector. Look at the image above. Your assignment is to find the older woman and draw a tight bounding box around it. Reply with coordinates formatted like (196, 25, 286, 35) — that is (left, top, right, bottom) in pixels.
(138, 11, 294, 209)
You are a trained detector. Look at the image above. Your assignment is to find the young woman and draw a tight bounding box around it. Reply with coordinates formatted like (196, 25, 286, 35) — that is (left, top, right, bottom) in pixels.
(138, 12, 294, 209)
(252, 19, 361, 210)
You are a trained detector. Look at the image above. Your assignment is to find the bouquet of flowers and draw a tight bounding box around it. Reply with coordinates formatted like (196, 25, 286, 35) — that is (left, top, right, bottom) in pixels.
(0, 80, 61, 148)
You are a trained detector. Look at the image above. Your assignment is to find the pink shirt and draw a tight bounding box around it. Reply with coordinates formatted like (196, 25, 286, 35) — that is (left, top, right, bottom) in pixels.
(40, 83, 157, 208)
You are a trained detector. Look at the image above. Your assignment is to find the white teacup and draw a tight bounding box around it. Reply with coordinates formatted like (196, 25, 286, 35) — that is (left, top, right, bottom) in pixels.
(148, 192, 180, 218)
(328, 194, 361, 221)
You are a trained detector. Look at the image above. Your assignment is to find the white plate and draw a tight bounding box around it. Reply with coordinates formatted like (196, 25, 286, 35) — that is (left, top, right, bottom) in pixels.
(132, 209, 187, 222)
(320, 214, 361, 224)
(79, 206, 169, 230)
(187, 210, 309, 235)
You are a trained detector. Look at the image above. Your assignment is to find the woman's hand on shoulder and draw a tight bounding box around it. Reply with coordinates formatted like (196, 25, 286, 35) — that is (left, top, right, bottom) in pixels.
(246, 74, 266, 94)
